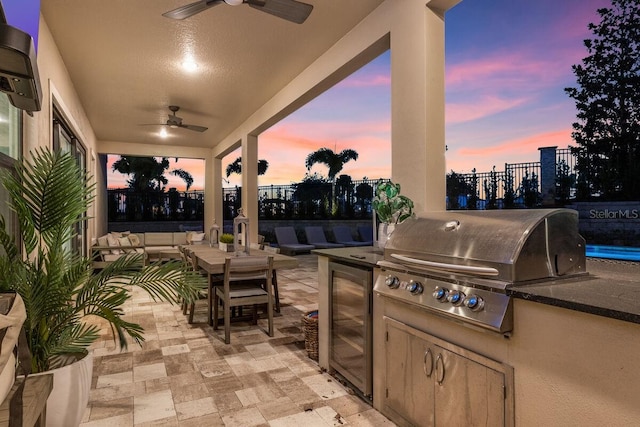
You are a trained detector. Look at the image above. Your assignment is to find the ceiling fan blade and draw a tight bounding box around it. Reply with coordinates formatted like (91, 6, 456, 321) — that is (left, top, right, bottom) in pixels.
(180, 124, 209, 132)
(248, 0, 313, 24)
(163, 0, 224, 20)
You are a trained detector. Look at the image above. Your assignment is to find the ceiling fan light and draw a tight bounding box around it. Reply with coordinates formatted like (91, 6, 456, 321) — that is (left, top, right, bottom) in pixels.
(181, 59, 198, 72)
(225, 0, 243, 6)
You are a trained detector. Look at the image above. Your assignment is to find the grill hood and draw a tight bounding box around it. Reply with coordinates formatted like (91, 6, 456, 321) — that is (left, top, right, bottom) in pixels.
(385, 208, 586, 284)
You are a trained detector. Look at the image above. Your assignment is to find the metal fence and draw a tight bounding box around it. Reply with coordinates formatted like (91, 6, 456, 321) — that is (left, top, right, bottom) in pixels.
(108, 179, 381, 222)
(108, 147, 584, 221)
(222, 178, 379, 221)
(108, 189, 204, 221)
(447, 148, 578, 210)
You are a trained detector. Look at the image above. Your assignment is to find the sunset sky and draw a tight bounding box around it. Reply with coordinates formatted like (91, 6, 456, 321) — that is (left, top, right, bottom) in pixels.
(107, 0, 611, 190)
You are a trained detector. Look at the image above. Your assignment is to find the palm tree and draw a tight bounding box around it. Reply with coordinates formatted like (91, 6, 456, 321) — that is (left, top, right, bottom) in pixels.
(225, 157, 269, 178)
(112, 156, 194, 191)
(304, 148, 358, 181)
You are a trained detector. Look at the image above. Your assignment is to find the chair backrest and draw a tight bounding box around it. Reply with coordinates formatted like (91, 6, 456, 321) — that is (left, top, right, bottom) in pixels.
(333, 226, 355, 242)
(357, 225, 374, 242)
(189, 251, 200, 272)
(274, 227, 300, 245)
(224, 256, 273, 283)
(304, 226, 328, 244)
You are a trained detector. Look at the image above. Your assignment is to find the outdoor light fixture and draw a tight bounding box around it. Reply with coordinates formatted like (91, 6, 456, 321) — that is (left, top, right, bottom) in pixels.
(233, 209, 250, 256)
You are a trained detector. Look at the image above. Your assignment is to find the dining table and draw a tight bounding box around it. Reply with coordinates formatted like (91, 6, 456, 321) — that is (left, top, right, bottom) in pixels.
(181, 244, 299, 326)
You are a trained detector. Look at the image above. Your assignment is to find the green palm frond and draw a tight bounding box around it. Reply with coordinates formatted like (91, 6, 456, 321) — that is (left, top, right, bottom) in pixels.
(0, 149, 202, 372)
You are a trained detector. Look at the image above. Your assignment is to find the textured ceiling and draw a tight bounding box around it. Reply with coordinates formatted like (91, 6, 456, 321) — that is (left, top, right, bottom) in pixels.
(40, 0, 385, 150)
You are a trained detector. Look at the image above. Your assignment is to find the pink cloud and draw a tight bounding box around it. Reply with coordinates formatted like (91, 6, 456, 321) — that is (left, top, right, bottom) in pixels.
(447, 128, 575, 173)
(446, 95, 529, 124)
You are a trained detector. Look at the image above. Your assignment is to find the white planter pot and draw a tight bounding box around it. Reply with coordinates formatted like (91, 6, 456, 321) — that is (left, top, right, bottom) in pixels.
(30, 352, 93, 427)
(377, 223, 395, 249)
(219, 242, 235, 252)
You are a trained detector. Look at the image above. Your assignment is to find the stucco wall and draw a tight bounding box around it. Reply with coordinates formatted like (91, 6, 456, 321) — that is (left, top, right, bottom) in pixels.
(24, 17, 101, 240)
(510, 299, 640, 426)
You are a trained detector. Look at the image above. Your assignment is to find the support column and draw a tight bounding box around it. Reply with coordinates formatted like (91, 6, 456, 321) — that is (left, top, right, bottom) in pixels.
(241, 134, 259, 242)
(390, 1, 448, 212)
(539, 146, 557, 206)
(204, 154, 223, 237)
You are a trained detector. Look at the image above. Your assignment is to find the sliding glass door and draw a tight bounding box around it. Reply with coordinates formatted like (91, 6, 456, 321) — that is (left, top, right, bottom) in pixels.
(53, 108, 88, 257)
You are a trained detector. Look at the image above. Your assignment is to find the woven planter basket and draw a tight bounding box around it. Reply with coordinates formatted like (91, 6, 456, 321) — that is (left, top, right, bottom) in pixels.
(302, 310, 319, 361)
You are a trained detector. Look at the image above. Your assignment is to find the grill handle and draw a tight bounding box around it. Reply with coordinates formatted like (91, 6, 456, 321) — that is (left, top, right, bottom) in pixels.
(390, 254, 499, 277)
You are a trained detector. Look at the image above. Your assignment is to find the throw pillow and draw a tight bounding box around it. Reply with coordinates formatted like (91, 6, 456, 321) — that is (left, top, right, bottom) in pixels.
(97, 235, 110, 256)
(191, 232, 205, 242)
(118, 236, 133, 253)
(106, 234, 123, 255)
(128, 234, 141, 246)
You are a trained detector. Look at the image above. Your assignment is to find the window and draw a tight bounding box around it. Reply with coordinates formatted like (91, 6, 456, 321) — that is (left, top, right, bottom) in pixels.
(0, 95, 21, 254)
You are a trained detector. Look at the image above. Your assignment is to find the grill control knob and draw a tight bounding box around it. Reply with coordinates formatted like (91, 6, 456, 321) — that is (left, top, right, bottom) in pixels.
(407, 281, 424, 295)
(447, 290, 466, 306)
(433, 287, 448, 302)
(385, 275, 400, 289)
(463, 294, 485, 312)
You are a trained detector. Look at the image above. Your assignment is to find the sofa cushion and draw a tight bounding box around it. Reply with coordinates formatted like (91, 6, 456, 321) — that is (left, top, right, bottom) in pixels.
(103, 254, 122, 262)
(144, 232, 174, 246)
(173, 232, 188, 246)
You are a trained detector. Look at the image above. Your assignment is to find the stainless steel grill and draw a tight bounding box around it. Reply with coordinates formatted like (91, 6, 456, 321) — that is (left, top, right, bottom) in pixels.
(374, 208, 587, 333)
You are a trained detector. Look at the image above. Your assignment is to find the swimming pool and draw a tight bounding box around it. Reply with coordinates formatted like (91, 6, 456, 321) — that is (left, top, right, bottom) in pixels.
(586, 244, 640, 262)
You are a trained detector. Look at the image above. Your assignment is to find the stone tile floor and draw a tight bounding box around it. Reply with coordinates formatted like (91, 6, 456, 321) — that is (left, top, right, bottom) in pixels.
(80, 254, 396, 426)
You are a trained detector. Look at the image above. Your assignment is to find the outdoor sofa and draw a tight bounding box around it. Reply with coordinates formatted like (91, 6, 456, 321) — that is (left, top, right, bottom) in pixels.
(91, 231, 206, 269)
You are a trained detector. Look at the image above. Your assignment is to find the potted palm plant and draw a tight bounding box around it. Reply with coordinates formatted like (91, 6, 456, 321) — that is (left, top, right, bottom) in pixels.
(0, 148, 204, 427)
(372, 179, 414, 248)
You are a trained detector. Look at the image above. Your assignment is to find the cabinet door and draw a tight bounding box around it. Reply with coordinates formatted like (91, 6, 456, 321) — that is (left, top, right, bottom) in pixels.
(433, 345, 505, 427)
(385, 320, 435, 426)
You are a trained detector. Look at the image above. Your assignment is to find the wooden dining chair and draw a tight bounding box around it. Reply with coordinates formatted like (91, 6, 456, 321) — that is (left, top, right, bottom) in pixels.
(213, 256, 274, 344)
(261, 246, 281, 312)
(179, 248, 211, 324)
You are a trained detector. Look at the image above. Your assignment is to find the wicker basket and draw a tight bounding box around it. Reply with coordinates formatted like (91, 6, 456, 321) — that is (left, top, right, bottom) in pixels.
(302, 310, 319, 361)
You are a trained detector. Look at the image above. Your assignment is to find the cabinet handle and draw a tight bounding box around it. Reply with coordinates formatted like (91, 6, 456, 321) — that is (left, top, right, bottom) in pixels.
(423, 348, 433, 377)
(435, 354, 445, 385)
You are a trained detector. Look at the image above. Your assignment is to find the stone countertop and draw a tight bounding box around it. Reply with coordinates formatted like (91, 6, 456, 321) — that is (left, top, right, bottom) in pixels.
(314, 248, 640, 325)
(507, 258, 640, 324)
(312, 246, 384, 268)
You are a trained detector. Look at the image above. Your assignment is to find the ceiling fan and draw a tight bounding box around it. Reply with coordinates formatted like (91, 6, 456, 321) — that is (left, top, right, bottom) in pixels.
(142, 105, 208, 132)
(162, 0, 313, 24)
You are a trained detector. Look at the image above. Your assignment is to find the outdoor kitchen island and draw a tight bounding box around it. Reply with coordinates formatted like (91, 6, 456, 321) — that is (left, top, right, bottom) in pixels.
(316, 240, 640, 426)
